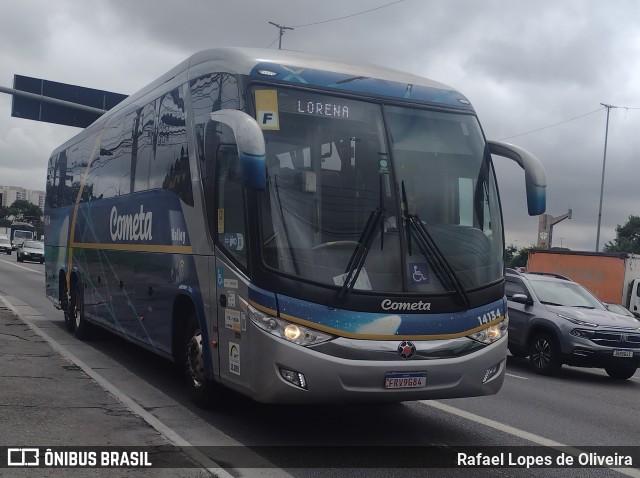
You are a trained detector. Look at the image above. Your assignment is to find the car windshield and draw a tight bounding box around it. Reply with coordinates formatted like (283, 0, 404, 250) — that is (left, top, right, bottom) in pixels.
(528, 277, 606, 310)
(256, 87, 503, 294)
(23, 241, 44, 250)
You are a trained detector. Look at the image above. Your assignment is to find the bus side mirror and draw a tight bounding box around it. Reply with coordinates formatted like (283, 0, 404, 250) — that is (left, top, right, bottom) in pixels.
(209, 110, 266, 190)
(488, 141, 547, 216)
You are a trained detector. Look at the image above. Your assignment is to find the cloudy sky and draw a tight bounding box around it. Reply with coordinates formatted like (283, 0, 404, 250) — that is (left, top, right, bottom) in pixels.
(1, 0, 639, 251)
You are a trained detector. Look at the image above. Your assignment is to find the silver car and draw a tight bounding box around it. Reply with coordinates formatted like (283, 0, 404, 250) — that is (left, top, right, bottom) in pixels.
(0, 235, 11, 255)
(506, 269, 640, 380)
(16, 240, 44, 264)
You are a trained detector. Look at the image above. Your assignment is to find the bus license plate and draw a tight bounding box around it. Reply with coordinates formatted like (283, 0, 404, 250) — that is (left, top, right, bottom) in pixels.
(384, 372, 427, 389)
(613, 349, 633, 358)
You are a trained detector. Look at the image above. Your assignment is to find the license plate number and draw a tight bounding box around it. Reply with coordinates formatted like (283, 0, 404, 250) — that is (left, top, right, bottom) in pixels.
(613, 349, 633, 358)
(384, 372, 427, 389)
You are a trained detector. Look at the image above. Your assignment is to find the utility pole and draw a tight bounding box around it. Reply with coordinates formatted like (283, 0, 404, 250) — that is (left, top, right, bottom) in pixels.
(268, 22, 294, 50)
(596, 103, 616, 252)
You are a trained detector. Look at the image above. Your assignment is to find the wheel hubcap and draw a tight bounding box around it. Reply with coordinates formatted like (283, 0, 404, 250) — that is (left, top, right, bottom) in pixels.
(186, 331, 205, 387)
(532, 339, 551, 369)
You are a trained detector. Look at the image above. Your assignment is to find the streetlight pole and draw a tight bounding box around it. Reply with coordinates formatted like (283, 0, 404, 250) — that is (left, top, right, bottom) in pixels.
(596, 103, 615, 252)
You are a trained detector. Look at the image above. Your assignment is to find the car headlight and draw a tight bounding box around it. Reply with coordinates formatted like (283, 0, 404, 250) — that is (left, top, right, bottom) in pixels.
(570, 329, 595, 339)
(468, 316, 508, 344)
(248, 304, 334, 346)
(557, 313, 598, 327)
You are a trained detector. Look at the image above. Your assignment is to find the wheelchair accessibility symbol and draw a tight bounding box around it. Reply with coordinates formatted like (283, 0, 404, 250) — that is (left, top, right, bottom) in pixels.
(410, 263, 429, 284)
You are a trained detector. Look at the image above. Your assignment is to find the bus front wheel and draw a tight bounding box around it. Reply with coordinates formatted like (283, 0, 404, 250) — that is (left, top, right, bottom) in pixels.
(184, 313, 218, 408)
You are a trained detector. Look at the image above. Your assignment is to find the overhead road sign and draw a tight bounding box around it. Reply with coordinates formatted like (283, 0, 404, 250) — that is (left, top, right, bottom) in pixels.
(7, 75, 127, 128)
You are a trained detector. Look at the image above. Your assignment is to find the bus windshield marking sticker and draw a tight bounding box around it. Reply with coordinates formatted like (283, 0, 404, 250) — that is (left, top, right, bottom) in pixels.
(255, 89, 280, 130)
(409, 263, 430, 284)
(217, 209, 224, 233)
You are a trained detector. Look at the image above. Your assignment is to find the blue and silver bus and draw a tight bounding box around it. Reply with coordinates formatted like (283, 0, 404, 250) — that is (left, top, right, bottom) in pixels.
(45, 47, 546, 406)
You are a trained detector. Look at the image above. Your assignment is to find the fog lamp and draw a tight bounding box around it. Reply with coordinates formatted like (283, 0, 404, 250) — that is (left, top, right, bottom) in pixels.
(483, 362, 501, 383)
(280, 368, 307, 389)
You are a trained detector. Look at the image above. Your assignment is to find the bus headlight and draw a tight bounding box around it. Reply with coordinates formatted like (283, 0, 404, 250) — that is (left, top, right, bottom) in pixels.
(468, 317, 508, 345)
(248, 304, 334, 346)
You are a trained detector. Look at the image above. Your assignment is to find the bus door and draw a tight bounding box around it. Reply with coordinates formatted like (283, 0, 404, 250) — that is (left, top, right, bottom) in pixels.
(212, 144, 251, 390)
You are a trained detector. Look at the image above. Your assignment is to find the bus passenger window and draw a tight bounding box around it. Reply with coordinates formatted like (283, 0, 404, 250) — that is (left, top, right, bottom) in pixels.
(216, 146, 247, 268)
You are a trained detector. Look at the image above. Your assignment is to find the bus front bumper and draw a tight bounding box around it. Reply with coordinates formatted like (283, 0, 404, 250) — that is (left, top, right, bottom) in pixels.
(240, 328, 507, 404)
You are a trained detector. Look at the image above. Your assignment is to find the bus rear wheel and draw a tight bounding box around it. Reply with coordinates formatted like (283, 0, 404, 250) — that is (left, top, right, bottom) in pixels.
(69, 281, 91, 340)
(184, 313, 218, 408)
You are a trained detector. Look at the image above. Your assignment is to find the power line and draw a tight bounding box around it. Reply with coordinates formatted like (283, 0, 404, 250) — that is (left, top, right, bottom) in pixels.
(291, 0, 405, 28)
(499, 104, 640, 141)
(498, 107, 605, 141)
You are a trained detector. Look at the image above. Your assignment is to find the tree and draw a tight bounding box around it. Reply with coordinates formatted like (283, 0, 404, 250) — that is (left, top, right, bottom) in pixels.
(603, 215, 640, 254)
(507, 247, 532, 269)
(9, 200, 43, 225)
(505, 244, 518, 266)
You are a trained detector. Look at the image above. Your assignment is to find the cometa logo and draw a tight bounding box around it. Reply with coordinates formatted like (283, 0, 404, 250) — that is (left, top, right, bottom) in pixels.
(110, 205, 153, 241)
(381, 299, 431, 311)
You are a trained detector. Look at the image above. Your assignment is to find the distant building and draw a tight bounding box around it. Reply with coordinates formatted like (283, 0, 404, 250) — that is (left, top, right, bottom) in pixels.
(0, 185, 45, 212)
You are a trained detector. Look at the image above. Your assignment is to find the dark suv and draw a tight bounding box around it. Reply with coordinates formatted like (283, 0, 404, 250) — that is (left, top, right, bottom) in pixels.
(506, 269, 640, 379)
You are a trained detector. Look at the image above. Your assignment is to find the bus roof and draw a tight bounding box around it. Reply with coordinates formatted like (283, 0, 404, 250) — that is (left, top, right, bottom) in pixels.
(51, 47, 473, 155)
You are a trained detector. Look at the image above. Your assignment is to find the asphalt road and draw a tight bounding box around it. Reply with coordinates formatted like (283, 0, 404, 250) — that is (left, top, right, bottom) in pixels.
(0, 256, 638, 478)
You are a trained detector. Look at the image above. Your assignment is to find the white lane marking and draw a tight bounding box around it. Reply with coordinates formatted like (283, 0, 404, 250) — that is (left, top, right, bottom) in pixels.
(421, 400, 640, 478)
(505, 373, 528, 380)
(0, 295, 233, 478)
(0, 258, 45, 275)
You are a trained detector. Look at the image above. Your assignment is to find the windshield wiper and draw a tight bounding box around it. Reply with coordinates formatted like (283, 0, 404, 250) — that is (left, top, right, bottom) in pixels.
(572, 305, 595, 309)
(337, 175, 386, 302)
(401, 181, 470, 306)
(540, 300, 564, 306)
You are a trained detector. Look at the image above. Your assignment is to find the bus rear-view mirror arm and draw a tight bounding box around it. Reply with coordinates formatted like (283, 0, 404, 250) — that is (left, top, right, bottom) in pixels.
(488, 140, 547, 216)
(210, 110, 266, 190)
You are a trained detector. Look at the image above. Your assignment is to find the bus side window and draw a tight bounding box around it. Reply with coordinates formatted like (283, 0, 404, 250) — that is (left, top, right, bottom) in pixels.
(152, 86, 193, 205)
(132, 101, 156, 192)
(215, 145, 247, 268)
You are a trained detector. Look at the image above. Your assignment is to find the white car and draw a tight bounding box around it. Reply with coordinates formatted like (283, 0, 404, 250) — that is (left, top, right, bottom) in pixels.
(16, 240, 44, 264)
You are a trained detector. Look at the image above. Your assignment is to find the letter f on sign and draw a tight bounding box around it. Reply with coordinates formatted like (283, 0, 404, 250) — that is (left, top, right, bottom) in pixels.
(256, 109, 279, 130)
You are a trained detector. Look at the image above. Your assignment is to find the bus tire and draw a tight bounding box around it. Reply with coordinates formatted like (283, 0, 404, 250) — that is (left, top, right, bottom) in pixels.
(71, 282, 91, 340)
(184, 313, 218, 408)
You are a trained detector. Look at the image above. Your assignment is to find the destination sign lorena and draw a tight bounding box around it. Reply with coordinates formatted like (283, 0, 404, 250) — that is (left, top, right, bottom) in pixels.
(277, 92, 363, 121)
(255, 88, 367, 130)
(295, 100, 350, 118)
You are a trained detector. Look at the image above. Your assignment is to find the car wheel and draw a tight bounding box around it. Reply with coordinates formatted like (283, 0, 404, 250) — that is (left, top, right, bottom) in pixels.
(529, 332, 562, 375)
(17, 254, 22, 262)
(605, 365, 637, 380)
(184, 313, 219, 408)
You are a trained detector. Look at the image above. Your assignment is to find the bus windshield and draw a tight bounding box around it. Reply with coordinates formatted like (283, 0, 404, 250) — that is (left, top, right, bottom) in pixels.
(257, 87, 503, 294)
